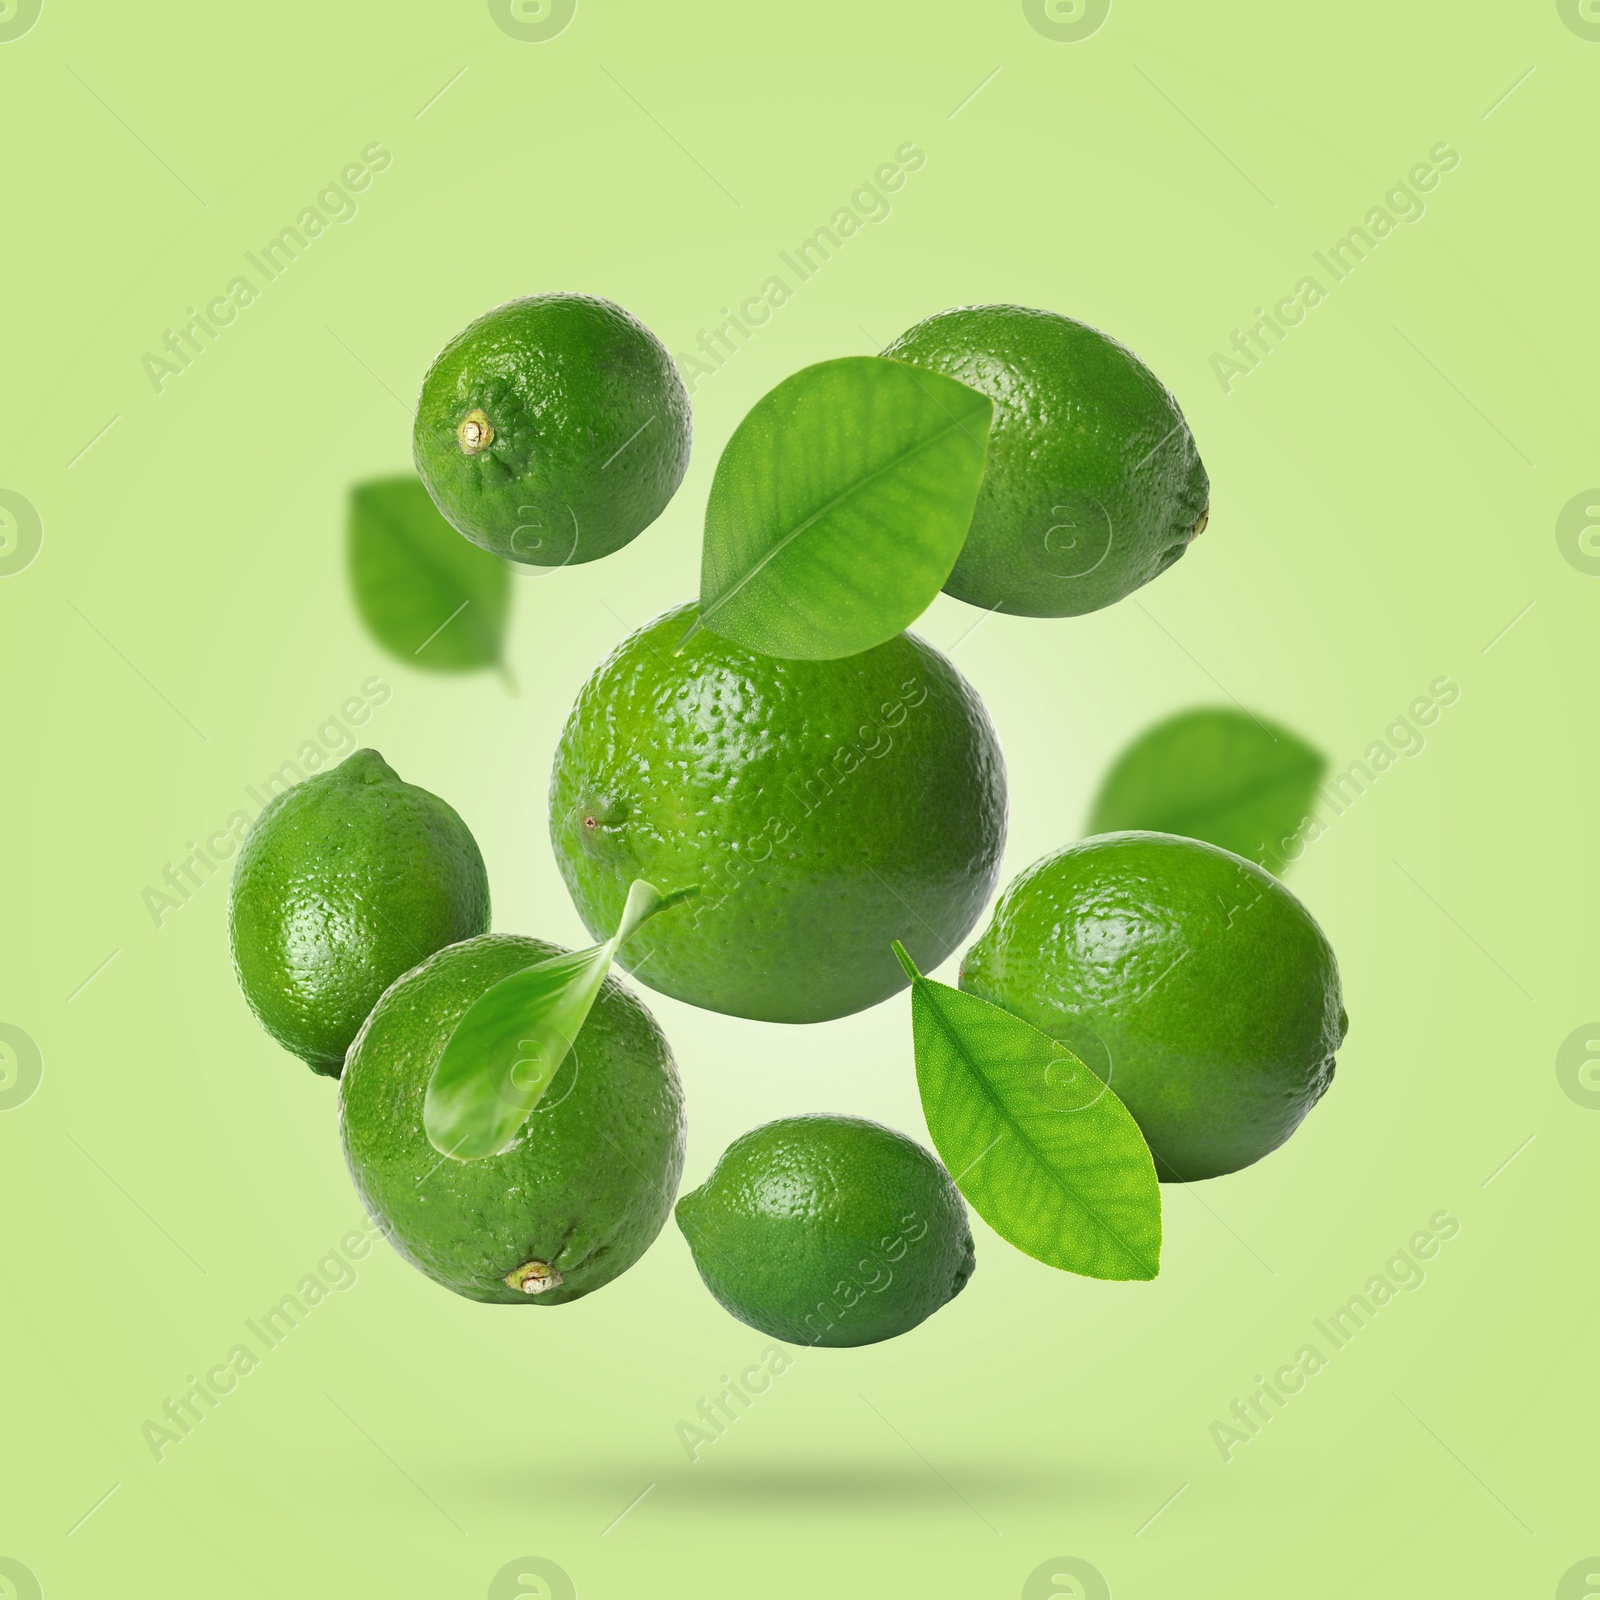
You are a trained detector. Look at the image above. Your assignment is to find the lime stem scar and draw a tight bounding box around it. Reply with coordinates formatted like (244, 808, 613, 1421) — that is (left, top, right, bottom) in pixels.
(506, 1259, 562, 1295)
(458, 409, 495, 455)
(1192, 505, 1210, 539)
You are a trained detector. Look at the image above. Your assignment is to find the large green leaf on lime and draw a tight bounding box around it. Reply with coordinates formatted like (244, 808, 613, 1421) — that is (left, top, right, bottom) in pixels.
(347, 475, 511, 678)
(692, 356, 993, 660)
(424, 880, 697, 1161)
(1088, 707, 1326, 876)
(893, 942, 1161, 1281)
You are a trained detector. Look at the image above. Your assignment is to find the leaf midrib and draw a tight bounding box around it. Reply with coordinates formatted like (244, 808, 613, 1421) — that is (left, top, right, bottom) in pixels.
(919, 983, 1159, 1277)
(700, 400, 985, 629)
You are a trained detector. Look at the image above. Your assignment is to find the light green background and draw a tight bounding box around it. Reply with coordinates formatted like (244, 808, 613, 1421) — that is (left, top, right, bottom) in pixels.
(3, 2, 1596, 1595)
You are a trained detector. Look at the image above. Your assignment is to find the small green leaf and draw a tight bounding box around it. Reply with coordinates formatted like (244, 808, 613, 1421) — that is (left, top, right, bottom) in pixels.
(892, 942, 1161, 1281)
(347, 475, 512, 678)
(1088, 707, 1326, 876)
(424, 880, 697, 1161)
(694, 356, 993, 660)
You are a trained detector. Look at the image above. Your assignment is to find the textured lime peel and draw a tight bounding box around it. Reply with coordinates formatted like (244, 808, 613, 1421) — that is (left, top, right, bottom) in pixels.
(959, 833, 1345, 1180)
(548, 603, 1007, 1023)
(423, 880, 698, 1161)
(414, 293, 691, 564)
(882, 304, 1209, 618)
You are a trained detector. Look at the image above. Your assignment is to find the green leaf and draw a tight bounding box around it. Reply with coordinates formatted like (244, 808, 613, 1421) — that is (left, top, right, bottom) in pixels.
(424, 880, 697, 1161)
(892, 942, 1161, 1281)
(693, 356, 993, 660)
(1088, 707, 1326, 876)
(347, 475, 512, 679)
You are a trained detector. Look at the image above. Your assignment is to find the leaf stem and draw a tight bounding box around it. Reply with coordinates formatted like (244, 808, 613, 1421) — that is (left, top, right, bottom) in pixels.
(891, 939, 921, 982)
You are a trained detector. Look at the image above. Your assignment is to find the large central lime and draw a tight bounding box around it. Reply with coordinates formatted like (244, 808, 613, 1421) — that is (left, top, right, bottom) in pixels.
(548, 604, 1007, 1023)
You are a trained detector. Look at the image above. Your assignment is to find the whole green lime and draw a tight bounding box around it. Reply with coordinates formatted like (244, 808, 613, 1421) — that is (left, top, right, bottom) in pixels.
(548, 603, 1007, 1023)
(883, 304, 1209, 617)
(227, 749, 490, 1074)
(340, 934, 685, 1304)
(413, 292, 692, 566)
(960, 831, 1346, 1182)
(676, 1114, 974, 1347)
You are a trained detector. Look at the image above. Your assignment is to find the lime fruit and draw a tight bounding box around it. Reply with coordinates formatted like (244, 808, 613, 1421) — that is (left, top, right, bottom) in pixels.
(227, 749, 490, 1074)
(413, 293, 692, 567)
(676, 1114, 974, 1347)
(960, 831, 1346, 1181)
(882, 304, 1209, 617)
(548, 603, 1007, 1023)
(340, 933, 685, 1304)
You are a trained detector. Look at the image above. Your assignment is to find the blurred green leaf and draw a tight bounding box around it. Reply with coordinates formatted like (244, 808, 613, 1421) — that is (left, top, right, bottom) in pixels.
(1088, 707, 1325, 876)
(347, 475, 511, 677)
(894, 943, 1160, 1281)
(423, 880, 697, 1161)
(692, 356, 992, 660)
